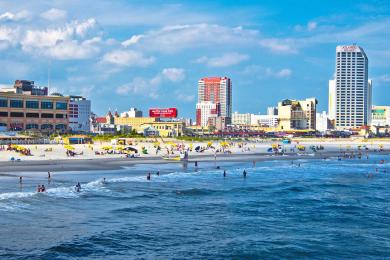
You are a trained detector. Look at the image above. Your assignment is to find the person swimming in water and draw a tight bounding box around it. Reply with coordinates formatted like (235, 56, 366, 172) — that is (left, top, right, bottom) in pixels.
(223, 170, 226, 177)
(243, 170, 247, 178)
(41, 184, 46, 192)
(75, 182, 81, 192)
(147, 173, 151, 181)
(48, 172, 51, 179)
(156, 171, 160, 176)
(37, 185, 41, 192)
(19, 176, 22, 184)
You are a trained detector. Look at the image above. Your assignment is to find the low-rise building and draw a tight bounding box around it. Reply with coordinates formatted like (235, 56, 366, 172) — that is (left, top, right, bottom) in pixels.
(278, 98, 317, 130)
(139, 121, 184, 137)
(250, 114, 278, 127)
(0, 81, 69, 132)
(120, 107, 143, 118)
(232, 112, 251, 125)
(371, 105, 390, 127)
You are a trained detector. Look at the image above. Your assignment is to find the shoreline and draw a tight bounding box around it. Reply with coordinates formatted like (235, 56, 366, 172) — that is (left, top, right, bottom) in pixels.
(1, 150, 388, 175)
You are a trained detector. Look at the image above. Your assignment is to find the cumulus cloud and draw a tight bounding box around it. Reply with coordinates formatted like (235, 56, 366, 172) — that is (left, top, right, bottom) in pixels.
(0, 10, 30, 22)
(115, 67, 185, 98)
(266, 68, 292, 78)
(102, 50, 155, 67)
(21, 18, 100, 59)
(307, 21, 317, 31)
(116, 76, 160, 99)
(195, 52, 249, 67)
(40, 8, 67, 21)
(161, 68, 185, 82)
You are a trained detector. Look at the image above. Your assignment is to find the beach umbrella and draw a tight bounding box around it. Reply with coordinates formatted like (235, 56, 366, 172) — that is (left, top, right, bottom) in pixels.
(195, 146, 201, 151)
(102, 146, 113, 150)
(64, 145, 75, 150)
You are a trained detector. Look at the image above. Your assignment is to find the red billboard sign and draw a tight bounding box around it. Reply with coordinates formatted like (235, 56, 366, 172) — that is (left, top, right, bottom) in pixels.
(149, 108, 178, 118)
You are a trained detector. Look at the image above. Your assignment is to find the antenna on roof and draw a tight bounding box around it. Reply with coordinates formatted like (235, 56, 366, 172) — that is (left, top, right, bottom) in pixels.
(47, 60, 51, 89)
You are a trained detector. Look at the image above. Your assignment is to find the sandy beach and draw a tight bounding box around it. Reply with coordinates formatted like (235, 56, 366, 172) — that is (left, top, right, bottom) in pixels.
(0, 138, 389, 174)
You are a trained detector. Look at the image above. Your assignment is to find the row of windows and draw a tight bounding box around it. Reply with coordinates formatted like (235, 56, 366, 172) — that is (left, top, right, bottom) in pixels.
(0, 112, 67, 118)
(0, 99, 67, 110)
(1, 123, 67, 130)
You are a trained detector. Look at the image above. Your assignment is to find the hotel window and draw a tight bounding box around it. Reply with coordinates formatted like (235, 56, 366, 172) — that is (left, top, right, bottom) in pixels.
(0, 112, 8, 117)
(56, 114, 65, 119)
(41, 101, 54, 109)
(26, 113, 39, 118)
(26, 100, 39, 109)
(26, 124, 39, 130)
(56, 124, 67, 130)
(41, 113, 54, 118)
(0, 99, 7, 107)
(56, 102, 67, 110)
(10, 112, 24, 117)
(41, 124, 53, 130)
(10, 99, 24, 108)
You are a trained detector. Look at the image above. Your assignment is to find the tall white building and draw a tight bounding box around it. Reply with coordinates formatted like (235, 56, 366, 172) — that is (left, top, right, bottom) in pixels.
(329, 45, 372, 129)
(69, 96, 91, 132)
(196, 101, 217, 127)
(316, 111, 331, 132)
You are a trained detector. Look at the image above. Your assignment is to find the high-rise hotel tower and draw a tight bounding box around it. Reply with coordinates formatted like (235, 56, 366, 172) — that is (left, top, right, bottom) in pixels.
(196, 77, 232, 126)
(329, 45, 372, 129)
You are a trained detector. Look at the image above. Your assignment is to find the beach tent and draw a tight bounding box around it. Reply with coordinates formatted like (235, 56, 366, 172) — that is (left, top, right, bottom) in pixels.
(123, 146, 138, 153)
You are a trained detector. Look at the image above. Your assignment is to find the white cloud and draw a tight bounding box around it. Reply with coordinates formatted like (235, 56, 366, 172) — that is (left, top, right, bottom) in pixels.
(40, 8, 67, 21)
(47, 37, 101, 60)
(0, 26, 19, 49)
(20, 18, 101, 59)
(121, 23, 258, 53)
(102, 50, 155, 67)
(116, 76, 160, 99)
(122, 35, 143, 47)
(259, 39, 297, 54)
(307, 21, 317, 31)
(161, 68, 185, 82)
(115, 67, 185, 98)
(241, 65, 292, 78)
(175, 91, 195, 102)
(266, 68, 292, 78)
(195, 52, 249, 67)
(0, 10, 30, 22)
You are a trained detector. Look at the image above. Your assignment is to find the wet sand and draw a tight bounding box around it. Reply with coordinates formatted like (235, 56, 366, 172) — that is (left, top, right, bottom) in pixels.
(1, 150, 388, 175)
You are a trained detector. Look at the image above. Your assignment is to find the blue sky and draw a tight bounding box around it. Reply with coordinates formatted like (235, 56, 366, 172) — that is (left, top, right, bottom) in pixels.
(0, 0, 389, 118)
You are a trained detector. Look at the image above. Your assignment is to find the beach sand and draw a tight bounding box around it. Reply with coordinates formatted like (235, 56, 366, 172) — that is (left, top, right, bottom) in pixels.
(0, 138, 389, 174)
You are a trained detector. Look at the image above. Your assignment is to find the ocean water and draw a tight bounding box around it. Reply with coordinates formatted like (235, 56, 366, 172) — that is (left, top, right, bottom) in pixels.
(0, 154, 390, 259)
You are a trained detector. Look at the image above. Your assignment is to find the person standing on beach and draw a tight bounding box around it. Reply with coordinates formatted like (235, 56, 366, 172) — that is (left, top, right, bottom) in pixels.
(19, 176, 23, 184)
(147, 173, 151, 181)
(48, 172, 51, 180)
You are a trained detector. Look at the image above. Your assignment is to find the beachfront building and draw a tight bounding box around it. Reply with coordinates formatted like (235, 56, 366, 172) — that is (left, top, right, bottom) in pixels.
(277, 98, 317, 130)
(316, 111, 332, 132)
(232, 112, 251, 125)
(114, 116, 157, 130)
(68, 96, 91, 133)
(120, 107, 142, 118)
(371, 106, 390, 127)
(196, 101, 217, 127)
(329, 45, 372, 129)
(250, 114, 278, 127)
(139, 121, 184, 137)
(0, 81, 69, 132)
(197, 76, 232, 126)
